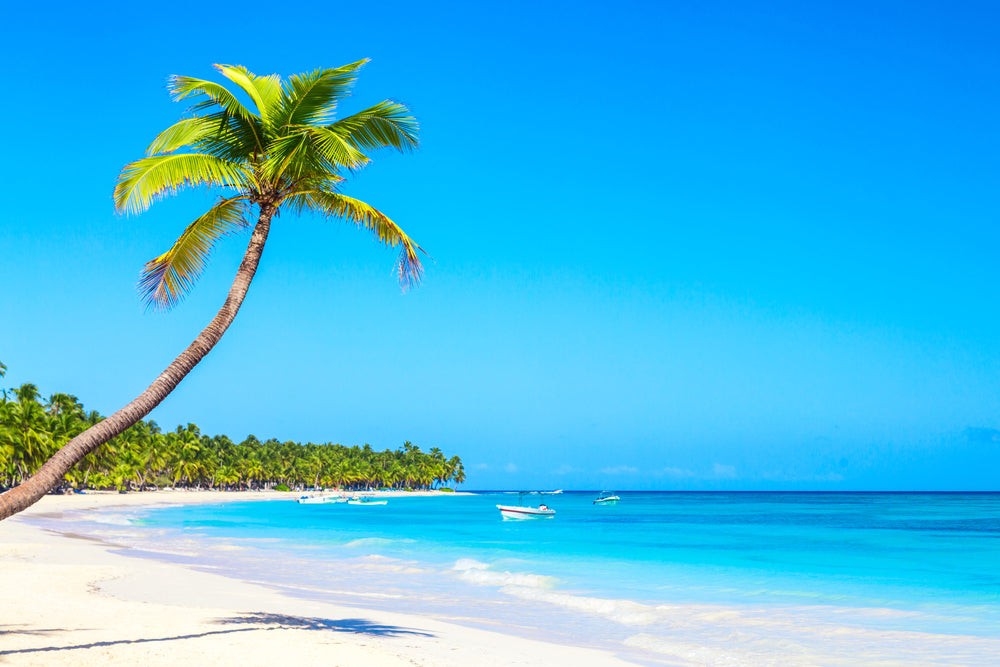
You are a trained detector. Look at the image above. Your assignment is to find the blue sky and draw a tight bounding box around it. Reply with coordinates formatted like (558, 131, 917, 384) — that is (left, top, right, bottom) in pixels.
(2, 1, 999, 489)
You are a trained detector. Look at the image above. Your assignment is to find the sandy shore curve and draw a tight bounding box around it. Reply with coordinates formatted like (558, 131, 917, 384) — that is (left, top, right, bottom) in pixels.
(0, 491, 639, 666)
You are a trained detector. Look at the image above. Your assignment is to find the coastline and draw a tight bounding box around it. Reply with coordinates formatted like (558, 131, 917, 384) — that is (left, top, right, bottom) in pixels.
(0, 492, 639, 667)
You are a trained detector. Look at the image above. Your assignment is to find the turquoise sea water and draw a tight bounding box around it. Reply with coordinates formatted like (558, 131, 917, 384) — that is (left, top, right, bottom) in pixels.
(34, 492, 1000, 665)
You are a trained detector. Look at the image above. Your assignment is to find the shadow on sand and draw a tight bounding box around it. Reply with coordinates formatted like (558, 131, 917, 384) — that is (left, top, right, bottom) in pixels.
(0, 612, 433, 656)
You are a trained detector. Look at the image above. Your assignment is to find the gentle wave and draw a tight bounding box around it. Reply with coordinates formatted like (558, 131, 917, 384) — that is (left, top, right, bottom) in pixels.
(451, 558, 1000, 665)
(344, 537, 416, 548)
(77, 512, 135, 526)
(452, 559, 557, 589)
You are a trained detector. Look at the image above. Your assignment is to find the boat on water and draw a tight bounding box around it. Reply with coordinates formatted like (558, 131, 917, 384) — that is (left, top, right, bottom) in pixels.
(497, 492, 556, 519)
(297, 493, 345, 504)
(347, 497, 388, 506)
(593, 491, 620, 505)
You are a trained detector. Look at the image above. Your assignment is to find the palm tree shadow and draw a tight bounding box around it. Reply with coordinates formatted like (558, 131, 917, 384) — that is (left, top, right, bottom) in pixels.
(0, 612, 433, 656)
(215, 612, 434, 637)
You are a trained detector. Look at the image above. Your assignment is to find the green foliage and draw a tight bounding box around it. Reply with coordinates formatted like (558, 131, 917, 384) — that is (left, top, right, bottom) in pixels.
(114, 61, 423, 309)
(273, 483, 291, 492)
(0, 377, 464, 493)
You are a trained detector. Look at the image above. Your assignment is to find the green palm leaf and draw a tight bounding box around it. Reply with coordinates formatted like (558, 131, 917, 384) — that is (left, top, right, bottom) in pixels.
(274, 60, 369, 130)
(329, 101, 419, 152)
(145, 117, 218, 155)
(260, 133, 322, 183)
(215, 65, 282, 126)
(169, 75, 264, 151)
(306, 126, 369, 171)
(306, 191, 424, 289)
(115, 154, 252, 215)
(139, 197, 250, 308)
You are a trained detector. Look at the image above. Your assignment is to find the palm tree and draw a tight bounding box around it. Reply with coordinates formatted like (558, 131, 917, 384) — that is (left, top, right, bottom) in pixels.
(0, 61, 422, 520)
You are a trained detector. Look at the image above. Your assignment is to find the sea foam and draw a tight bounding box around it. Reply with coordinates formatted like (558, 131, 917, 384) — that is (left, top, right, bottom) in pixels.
(452, 559, 557, 589)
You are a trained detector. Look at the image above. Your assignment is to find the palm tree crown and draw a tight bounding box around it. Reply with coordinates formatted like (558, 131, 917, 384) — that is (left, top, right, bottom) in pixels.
(115, 60, 423, 308)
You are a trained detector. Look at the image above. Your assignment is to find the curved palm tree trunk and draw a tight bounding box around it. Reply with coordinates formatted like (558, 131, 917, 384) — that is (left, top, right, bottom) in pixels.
(0, 206, 275, 521)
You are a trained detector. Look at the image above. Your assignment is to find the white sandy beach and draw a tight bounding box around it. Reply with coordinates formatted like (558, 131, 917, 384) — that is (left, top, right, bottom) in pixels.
(0, 491, 639, 666)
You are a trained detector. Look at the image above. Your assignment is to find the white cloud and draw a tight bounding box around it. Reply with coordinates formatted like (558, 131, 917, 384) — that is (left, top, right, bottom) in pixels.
(600, 465, 638, 475)
(554, 464, 581, 475)
(711, 463, 738, 479)
(471, 463, 489, 470)
(759, 470, 845, 482)
(662, 466, 696, 478)
(504, 463, 518, 473)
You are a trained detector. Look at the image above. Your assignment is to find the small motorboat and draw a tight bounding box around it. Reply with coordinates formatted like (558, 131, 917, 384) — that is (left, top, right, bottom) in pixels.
(497, 492, 556, 519)
(347, 497, 388, 506)
(297, 493, 345, 504)
(593, 491, 620, 505)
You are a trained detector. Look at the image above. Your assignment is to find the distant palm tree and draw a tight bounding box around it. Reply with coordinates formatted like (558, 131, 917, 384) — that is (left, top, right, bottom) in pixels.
(0, 61, 422, 519)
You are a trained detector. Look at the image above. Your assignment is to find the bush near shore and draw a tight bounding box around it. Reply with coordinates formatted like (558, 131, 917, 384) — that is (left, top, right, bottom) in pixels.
(0, 381, 464, 493)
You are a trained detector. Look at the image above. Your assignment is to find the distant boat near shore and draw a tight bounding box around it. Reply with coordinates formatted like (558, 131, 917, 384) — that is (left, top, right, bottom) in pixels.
(348, 497, 388, 506)
(296, 493, 347, 504)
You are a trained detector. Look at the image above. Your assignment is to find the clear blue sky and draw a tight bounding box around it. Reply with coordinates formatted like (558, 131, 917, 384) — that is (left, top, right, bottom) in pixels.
(3, 0, 998, 489)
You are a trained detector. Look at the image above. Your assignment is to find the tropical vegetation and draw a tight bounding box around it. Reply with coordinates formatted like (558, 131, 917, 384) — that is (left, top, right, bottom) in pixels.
(0, 373, 464, 493)
(0, 61, 423, 519)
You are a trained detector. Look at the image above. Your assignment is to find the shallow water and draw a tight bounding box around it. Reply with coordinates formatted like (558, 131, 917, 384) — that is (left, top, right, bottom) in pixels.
(32, 492, 1000, 665)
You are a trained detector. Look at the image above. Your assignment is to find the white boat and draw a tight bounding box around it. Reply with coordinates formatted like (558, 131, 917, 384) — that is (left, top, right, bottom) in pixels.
(347, 497, 388, 506)
(593, 491, 620, 505)
(297, 493, 344, 504)
(497, 492, 556, 519)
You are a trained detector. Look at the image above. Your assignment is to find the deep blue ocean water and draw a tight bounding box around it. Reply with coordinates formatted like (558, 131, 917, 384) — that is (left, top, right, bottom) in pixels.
(35, 492, 1000, 665)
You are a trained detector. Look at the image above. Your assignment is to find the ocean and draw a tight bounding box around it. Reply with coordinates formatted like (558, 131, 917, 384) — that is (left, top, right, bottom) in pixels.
(31, 492, 1000, 665)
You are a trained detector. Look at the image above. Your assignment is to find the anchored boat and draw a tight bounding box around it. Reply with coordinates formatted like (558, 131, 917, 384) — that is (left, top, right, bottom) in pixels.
(347, 496, 388, 506)
(497, 492, 556, 519)
(593, 491, 620, 505)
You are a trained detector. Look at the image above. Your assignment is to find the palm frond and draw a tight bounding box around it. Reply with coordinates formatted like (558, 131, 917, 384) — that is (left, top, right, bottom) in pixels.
(260, 133, 322, 183)
(145, 117, 217, 155)
(215, 65, 283, 126)
(192, 111, 264, 162)
(168, 75, 264, 150)
(306, 126, 370, 171)
(115, 154, 252, 215)
(306, 191, 424, 289)
(274, 60, 369, 130)
(279, 176, 345, 211)
(328, 101, 419, 152)
(139, 197, 250, 309)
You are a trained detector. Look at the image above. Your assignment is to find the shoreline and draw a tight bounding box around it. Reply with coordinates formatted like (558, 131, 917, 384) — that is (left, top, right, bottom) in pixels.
(0, 492, 639, 667)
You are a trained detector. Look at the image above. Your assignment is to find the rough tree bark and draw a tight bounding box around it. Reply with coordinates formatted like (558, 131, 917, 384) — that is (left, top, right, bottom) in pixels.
(0, 206, 275, 520)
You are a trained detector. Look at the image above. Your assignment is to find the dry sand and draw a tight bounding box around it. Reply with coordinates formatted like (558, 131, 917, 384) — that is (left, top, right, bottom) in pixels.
(0, 491, 639, 666)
